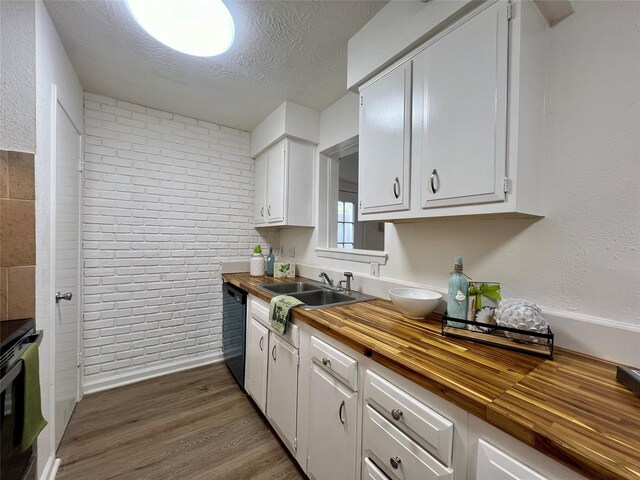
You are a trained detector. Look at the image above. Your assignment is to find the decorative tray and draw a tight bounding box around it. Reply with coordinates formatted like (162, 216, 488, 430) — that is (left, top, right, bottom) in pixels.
(441, 312, 554, 359)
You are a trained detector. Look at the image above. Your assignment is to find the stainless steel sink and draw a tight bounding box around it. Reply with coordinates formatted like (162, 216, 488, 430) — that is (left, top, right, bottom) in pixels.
(259, 281, 375, 310)
(261, 282, 322, 295)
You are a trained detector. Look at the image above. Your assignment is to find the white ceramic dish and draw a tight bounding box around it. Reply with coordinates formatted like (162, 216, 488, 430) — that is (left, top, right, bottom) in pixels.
(389, 288, 443, 320)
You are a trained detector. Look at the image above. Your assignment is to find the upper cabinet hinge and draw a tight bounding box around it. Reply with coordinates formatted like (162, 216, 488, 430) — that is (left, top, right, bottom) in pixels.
(360, 96, 363, 106)
(503, 177, 511, 194)
(507, 2, 512, 20)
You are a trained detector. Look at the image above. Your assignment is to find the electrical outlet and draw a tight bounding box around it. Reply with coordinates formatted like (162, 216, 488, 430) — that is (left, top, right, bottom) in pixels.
(370, 262, 379, 277)
(287, 245, 296, 258)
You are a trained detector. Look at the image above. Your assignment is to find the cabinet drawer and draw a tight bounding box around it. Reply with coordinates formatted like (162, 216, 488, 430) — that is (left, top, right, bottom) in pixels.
(250, 298, 299, 348)
(363, 404, 454, 480)
(365, 371, 453, 466)
(476, 440, 548, 480)
(310, 336, 358, 390)
(363, 457, 391, 480)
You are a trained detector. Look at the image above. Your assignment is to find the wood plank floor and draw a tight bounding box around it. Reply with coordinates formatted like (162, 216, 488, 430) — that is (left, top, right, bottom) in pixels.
(57, 363, 305, 480)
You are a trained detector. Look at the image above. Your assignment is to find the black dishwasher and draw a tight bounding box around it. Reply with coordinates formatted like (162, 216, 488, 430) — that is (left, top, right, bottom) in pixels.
(222, 282, 247, 389)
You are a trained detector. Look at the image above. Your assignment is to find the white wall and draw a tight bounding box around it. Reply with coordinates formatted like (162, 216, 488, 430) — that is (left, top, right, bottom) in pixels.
(280, 1, 640, 363)
(1, 0, 36, 152)
(82, 94, 278, 391)
(35, 0, 84, 476)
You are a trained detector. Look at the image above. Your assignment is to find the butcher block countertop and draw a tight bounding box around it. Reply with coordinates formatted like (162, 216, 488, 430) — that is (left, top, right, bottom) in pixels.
(223, 273, 640, 480)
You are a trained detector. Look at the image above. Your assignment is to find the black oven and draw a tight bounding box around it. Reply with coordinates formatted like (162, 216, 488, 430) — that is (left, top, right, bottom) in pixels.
(1, 319, 42, 480)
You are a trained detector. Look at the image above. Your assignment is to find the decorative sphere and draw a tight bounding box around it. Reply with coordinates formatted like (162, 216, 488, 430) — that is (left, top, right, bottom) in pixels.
(495, 298, 549, 343)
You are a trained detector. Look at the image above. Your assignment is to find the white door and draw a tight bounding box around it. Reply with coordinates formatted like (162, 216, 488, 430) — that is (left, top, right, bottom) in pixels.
(266, 141, 286, 223)
(54, 101, 82, 447)
(307, 364, 358, 480)
(254, 153, 267, 224)
(246, 317, 269, 412)
(417, 0, 509, 209)
(266, 333, 298, 450)
(359, 61, 412, 215)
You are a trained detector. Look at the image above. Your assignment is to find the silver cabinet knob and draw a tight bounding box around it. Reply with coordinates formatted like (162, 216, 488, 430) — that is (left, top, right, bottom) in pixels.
(55, 292, 72, 303)
(390, 456, 401, 469)
(430, 169, 439, 193)
(322, 358, 330, 366)
(338, 400, 345, 425)
(391, 408, 403, 420)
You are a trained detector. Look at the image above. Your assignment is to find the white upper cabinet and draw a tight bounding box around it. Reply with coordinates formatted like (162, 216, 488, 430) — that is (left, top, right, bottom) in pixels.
(415, 0, 508, 209)
(358, 61, 412, 215)
(254, 152, 267, 224)
(254, 137, 315, 227)
(357, 0, 549, 221)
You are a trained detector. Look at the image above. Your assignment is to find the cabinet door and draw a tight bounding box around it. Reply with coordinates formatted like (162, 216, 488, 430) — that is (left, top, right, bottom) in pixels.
(246, 318, 269, 412)
(359, 61, 411, 215)
(416, 1, 508, 209)
(266, 333, 298, 450)
(476, 440, 548, 480)
(254, 153, 267, 224)
(307, 365, 358, 480)
(267, 141, 286, 223)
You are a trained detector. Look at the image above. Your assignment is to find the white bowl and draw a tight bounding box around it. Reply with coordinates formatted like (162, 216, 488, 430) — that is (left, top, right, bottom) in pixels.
(389, 288, 443, 320)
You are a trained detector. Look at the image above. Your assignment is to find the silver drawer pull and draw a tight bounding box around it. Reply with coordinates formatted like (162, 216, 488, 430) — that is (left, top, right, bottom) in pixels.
(338, 400, 345, 425)
(55, 292, 72, 303)
(271, 345, 276, 361)
(322, 357, 331, 366)
(391, 408, 403, 421)
(259, 336, 264, 351)
(390, 456, 401, 469)
(393, 177, 400, 199)
(268, 205, 271, 216)
(260, 206, 264, 217)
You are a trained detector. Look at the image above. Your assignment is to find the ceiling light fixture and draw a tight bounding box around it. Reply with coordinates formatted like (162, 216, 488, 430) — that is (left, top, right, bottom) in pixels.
(126, 0, 235, 57)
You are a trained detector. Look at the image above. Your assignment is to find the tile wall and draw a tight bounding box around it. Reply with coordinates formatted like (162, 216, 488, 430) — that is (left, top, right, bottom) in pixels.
(0, 150, 36, 321)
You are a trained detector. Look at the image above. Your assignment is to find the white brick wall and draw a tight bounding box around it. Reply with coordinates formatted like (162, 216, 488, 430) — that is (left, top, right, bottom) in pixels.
(82, 92, 278, 384)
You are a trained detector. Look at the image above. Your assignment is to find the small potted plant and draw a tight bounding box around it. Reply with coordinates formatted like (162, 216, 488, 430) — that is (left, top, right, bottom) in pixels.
(250, 245, 265, 277)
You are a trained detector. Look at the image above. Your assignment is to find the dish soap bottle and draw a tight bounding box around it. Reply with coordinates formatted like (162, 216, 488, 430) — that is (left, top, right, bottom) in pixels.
(447, 256, 469, 328)
(266, 246, 275, 276)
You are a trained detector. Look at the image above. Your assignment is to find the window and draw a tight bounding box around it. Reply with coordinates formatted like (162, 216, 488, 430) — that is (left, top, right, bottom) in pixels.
(337, 201, 355, 249)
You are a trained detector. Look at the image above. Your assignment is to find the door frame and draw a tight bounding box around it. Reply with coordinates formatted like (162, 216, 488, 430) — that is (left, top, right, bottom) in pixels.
(49, 84, 84, 409)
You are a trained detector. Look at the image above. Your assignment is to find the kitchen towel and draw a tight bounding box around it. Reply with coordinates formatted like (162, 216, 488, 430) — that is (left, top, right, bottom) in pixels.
(270, 295, 304, 334)
(18, 342, 47, 452)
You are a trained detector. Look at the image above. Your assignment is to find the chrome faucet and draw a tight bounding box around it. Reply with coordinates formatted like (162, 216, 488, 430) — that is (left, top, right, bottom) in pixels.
(338, 272, 354, 294)
(319, 272, 334, 286)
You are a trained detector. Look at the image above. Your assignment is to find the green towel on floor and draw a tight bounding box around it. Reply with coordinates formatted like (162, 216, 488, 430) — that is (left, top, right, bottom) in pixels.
(270, 295, 304, 334)
(18, 343, 47, 453)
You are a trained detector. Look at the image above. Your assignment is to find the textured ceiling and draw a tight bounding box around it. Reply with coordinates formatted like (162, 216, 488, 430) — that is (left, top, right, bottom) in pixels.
(44, 0, 386, 131)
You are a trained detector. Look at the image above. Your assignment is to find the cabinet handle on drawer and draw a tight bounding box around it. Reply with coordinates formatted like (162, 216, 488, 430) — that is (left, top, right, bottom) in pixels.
(322, 357, 331, 367)
(430, 169, 439, 194)
(393, 177, 400, 199)
(338, 400, 345, 425)
(390, 456, 401, 470)
(271, 345, 276, 361)
(391, 408, 403, 421)
(259, 336, 264, 351)
(260, 206, 264, 217)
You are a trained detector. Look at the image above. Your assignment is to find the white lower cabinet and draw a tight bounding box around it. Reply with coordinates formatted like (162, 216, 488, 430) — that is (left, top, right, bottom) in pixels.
(245, 318, 269, 412)
(363, 404, 454, 480)
(476, 440, 547, 480)
(307, 364, 358, 480)
(266, 333, 299, 451)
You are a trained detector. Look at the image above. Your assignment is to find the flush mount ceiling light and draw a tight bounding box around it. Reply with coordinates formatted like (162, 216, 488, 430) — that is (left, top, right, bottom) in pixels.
(126, 0, 235, 57)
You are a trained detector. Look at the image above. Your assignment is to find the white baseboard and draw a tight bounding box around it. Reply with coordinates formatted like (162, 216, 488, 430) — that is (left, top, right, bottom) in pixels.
(83, 352, 224, 395)
(296, 263, 640, 367)
(40, 457, 61, 480)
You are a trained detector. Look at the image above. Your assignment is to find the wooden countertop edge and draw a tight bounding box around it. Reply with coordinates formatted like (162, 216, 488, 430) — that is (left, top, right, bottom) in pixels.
(223, 274, 638, 480)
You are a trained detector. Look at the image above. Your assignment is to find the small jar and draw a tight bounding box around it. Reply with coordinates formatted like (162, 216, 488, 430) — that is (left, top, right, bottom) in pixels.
(249, 253, 265, 277)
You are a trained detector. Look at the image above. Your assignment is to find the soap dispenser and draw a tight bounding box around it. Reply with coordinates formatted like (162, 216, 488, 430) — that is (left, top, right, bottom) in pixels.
(266, 246, 275, 276)
(447, 256, 469, 328)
